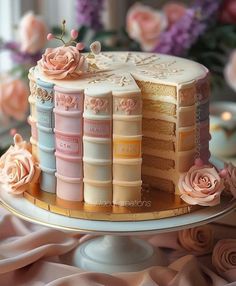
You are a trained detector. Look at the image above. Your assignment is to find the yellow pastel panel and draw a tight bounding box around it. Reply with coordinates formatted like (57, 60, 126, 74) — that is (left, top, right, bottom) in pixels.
(113, 139, 141, 159)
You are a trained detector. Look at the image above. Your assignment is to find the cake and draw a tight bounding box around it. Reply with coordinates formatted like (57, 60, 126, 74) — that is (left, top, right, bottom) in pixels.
(3, 26, 230, 217)
(26, 43, 211, 207)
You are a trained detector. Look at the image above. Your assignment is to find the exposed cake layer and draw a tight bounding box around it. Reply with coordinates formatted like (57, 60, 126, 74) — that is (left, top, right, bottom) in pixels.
(142, 136, 175, 152)
(142, 154, 175, 170)
(136, 80, 177, 99)
(142, 174, 175, 193)
(140, 75, 210, 195)
(143, 118, 176, 136)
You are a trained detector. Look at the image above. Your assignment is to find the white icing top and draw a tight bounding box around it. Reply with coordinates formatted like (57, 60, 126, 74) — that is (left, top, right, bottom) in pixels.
(35, 52, 208, 92)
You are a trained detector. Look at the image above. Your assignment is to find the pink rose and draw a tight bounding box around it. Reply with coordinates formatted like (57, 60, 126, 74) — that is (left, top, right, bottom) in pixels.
(212, 239, 236, 282)
(223, 162, 236, 198)
(19, 11, 48, 54)
(126, 3, 167, 51)
(219, 0, 236, 24)
(178, 226, 214, 255)
(120, 98, 137, 114)
(178, 161, 224, 206)
(224, 51, 236, 92)
(90, 98, 108, 113)
(163, 3, 187, 26)
(0, 134, 40, 195)
(0, 76, 29, 120)
(85, 97, 108, 114)
(38, 46, 88, 80)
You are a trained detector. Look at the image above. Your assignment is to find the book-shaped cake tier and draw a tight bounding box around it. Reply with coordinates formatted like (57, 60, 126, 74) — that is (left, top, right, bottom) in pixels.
(26, 49, 212, 210)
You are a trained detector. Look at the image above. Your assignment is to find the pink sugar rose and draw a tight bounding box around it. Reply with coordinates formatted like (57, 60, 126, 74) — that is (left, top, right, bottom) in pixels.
(178, 163, 224, 206)
(212, 239, 236, 282)
(223, 162, 236, 198)
(0, 134, 40, 195)
(90, 98, 108, 113)
(178, 225, 214, 255)
(38, 46, 88, 80)
(163, 2, 187, 26)
(120, 98, 137, 114)
(0, 76, 28, 121)
(19, 11, 48, 54)
(224, 51, 236, 91)
(126, 3, 167, 52)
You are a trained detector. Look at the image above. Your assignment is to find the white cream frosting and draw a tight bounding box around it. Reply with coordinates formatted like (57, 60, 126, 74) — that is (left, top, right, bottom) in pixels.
(35, 52, 208, 94)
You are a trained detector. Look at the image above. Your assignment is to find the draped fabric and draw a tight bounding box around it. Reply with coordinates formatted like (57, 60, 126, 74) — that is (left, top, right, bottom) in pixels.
(0, 206, 235, 286)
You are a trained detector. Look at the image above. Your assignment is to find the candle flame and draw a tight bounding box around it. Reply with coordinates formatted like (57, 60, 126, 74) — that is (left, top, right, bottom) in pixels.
(221, 111, 232, 121)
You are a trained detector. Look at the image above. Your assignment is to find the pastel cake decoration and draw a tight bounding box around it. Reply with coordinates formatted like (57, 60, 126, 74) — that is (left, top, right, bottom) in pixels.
(35, 78, 56, 193)
(54, 86, 84, 202)
(5, 20, 232, 211)
(83, 87, 113, 205)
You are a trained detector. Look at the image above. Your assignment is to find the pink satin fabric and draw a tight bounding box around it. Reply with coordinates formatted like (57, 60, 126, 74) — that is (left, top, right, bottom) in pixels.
(0, 206, 235, 286)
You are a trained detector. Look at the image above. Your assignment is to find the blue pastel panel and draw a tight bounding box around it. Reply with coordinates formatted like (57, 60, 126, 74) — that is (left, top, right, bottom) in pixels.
(38, 144, 56, 169)
(36, 79, 54, 108)
(36, 104, 54, 128)
(37, 124, 55, 149)
(40, 165, 56, 193)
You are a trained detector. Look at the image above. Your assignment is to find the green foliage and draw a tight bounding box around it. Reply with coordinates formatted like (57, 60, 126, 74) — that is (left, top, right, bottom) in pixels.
(188, 23, 236, 92)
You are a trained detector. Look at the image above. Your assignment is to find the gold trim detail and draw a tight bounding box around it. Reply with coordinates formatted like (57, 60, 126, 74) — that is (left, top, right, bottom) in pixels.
(37, 87, 54, 103)
(21, 185, 201, 221)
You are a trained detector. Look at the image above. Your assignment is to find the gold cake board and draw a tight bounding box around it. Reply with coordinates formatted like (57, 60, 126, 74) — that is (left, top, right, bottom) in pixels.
(24, 185, 201, 221)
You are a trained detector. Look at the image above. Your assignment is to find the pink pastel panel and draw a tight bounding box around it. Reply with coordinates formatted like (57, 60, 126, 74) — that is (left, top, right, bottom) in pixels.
(84, 117, 111, 138)
(55, 129, 82, 156)
(55, 151, 83, 178)
(56, 172, 83, 202)
(54, 86, 84, 112)
(54, 109, 82, 134)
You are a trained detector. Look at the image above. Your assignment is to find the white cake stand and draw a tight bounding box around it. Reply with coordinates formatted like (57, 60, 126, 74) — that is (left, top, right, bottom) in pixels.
(0, 157, 235, 273)
(0, 184, 235, 273)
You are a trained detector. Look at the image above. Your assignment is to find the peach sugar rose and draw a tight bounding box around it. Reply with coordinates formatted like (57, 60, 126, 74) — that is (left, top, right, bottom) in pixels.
(19, 11, 48, 54)
(0, 134, 40, 195)
(178, 225, 214, 255)
(178, 159, 224, 206)
(212, 239, 236, 282)
(126, 3, 167, 51)
(38, 46, 88, 80)
(0, 76, 28, 121)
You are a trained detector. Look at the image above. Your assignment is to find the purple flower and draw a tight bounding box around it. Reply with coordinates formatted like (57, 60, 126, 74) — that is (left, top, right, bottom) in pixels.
(76, 0, 103, 30)
(154, 0, 221, 56)
(1, 41, 41, 66)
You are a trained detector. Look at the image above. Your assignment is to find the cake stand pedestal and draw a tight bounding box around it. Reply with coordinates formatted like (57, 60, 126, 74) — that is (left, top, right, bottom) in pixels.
(0, 185, 235, 273)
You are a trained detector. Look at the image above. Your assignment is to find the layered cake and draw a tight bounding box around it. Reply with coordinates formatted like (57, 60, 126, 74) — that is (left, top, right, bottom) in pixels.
(26, 43, 211, 207)
(3, 28, 228, 216)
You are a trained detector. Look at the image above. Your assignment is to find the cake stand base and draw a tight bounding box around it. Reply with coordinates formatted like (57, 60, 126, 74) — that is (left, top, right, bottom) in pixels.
(63, 235, 166, 273)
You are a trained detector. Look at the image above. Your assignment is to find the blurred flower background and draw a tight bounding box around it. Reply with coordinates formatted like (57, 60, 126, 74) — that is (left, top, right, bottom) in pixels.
(1, 0, 236, 156)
